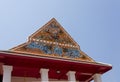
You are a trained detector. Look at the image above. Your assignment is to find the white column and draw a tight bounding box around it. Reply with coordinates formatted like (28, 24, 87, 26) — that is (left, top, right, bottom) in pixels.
(40, 68, 49, 82)
(2, 65, 13, 82)
(94, 74, 102, 82)
(67, 71, 76, 82)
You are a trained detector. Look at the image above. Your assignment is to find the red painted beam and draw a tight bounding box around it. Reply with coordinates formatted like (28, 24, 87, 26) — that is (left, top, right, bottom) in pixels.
(0, 51, 112, 81)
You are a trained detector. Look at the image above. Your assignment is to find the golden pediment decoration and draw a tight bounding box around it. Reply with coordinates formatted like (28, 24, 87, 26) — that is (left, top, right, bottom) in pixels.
(10, 18, 95, 62)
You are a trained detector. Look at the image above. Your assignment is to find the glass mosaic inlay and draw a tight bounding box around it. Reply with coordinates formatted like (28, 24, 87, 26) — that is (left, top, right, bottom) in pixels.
(27, 42, 81, 58)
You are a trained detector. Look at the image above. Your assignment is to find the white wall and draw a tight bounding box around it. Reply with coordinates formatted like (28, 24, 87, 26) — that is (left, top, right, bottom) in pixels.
(12, 76, 79, 82)
(12, 77, 40, 82)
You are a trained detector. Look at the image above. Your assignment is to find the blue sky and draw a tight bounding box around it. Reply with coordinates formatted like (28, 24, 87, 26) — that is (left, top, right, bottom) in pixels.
(0, 0, 120, 82)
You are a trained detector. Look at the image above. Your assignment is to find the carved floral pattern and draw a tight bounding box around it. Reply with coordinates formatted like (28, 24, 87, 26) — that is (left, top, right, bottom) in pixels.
(33, 22, 75, 45)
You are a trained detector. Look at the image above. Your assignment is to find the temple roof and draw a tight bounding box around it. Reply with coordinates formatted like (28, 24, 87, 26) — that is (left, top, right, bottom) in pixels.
(10, 18, 95, 62)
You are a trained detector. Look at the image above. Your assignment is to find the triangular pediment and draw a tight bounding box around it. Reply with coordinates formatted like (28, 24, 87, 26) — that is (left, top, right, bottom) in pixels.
(10, 18, 94, 62)
(29, 18, 79, 47)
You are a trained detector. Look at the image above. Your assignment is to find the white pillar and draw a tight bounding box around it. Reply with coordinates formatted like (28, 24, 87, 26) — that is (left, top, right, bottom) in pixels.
(2, 65, 13, 82)
(67, 71, 76, 82)
(40, 68, 49, 82)
(94, 74, 102, 82)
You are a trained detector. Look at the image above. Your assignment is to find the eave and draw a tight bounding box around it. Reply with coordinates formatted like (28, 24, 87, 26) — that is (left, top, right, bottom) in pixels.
(0, 50, 112, 81)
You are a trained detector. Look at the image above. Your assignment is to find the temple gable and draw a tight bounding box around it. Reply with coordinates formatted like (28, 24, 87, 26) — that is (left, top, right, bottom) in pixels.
(10, 18, 94, 62)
